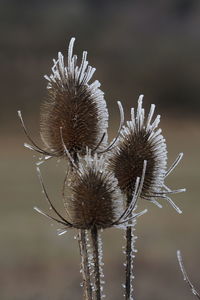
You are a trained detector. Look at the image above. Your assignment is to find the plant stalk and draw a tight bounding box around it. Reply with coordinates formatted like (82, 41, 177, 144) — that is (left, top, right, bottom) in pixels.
(79, 229, 93, 300)
(125, 194, 135, 300)
(91, 225, 101, 300)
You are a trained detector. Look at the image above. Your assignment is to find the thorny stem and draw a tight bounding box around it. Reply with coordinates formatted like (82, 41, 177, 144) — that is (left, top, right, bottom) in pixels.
(125, 194, 135, 300)
(79, 229, 93, 300)
(91, 225, 101, 300)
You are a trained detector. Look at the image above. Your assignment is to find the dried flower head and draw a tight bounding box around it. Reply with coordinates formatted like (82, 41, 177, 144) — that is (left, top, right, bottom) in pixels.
(41, 38, 108, 158)
(18, 38, 108, 161)
(34, 151, 147, 231)
(109, 95, 185, 213)
(65, 152, 123, 229)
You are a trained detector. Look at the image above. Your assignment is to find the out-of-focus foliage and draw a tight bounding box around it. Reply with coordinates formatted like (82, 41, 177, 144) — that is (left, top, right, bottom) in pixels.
(1, 0, 200, 126)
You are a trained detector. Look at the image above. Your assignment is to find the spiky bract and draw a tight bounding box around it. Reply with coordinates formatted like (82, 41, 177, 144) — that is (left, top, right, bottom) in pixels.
(109, 95, 167, 199)
(65, 152, 123, 229)
(40, 38, 108, 159)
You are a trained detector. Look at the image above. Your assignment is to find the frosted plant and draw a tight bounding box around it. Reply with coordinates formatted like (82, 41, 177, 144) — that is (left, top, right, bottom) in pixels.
(18, 37, 109, 162)
(109, 95, 185, 300)
(35, 150, 147, 300)
(18, 38, 111, 299)
(177, 250, 200, 299)
(19, 37, 188, 300)
(109, 94, 185, 212)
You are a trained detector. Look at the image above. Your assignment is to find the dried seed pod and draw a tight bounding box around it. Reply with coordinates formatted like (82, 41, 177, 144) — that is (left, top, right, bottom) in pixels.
(109, 95, 185, 212)
(65, 152, 124, 229)
(40, 38, 108, 159)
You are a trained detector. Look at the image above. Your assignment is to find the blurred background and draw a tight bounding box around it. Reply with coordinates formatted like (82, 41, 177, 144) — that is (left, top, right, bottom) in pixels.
(1, 0, 200, 299)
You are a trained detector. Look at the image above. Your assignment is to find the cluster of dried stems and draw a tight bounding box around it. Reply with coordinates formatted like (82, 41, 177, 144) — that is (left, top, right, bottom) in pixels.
(18, 38, 198, 300)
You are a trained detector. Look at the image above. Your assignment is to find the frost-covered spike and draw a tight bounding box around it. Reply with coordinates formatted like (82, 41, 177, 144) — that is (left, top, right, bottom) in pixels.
(115, 177, 140, 225)
(36, 155, 52, 166)
(36, 167, 72, 226)
(18, 110, 54, 157)
(164, 188, 186, 195)
(162, 195, 182, 214)
(177, 250, 200, 299)
(165, 153, 184, 178)
(136, 95, 143, 131)
(98, 100, 124, 154)
(149, 199, 163, 208)
(150, 114, 161, 131)
(57, 228, 68, 236)
(119, 209, 147, 226)
(34, 206, 68, 226)
(130, 107, 136, 130)
(24, 143, 40, 152)
(68, 37, 75, 70)
(146, 104, 155, 131)
(136, 160, 147, 197)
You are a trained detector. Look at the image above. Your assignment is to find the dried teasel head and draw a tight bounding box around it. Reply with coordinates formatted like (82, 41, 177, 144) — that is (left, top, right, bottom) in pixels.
(40, 38, 108, 160)
(65, 151, 124, 229)
(34, 151, 147, 231)
(109, 95, 185, 213)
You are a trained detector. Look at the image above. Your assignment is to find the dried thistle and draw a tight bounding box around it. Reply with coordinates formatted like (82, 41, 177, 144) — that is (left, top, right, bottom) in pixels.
(18, 38, 108, 161)
(35, 151, 146, 231)
(34, 151, 146, 300)
(109, 95, 185, 300)
(65, 151, 123, 229)
(109, 94, 185, 213)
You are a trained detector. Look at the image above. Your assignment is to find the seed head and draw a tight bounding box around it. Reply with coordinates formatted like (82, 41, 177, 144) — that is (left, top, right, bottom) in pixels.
(109, 95, 168, 198)
(65, 151, 123, 229)
(40, 38, 108, 158)
(109, 95, 185, 213)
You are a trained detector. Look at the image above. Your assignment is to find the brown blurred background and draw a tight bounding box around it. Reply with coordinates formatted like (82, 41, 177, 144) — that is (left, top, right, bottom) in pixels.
(1, 0, 200, 299)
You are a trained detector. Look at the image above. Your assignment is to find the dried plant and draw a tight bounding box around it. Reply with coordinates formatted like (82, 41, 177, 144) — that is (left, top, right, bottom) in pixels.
(18, 38, 108, 162)
(109, 95, 185, 300)
(177, 250, 200, 299)
(34, 151, 146, 300)
(19, 37, 188, 300)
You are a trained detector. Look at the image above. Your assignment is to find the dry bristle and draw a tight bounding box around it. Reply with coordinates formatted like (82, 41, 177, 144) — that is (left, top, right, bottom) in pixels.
(65, 153, 123, 229)
(109, 96, 167, 199)
(40, 38, 108, 158)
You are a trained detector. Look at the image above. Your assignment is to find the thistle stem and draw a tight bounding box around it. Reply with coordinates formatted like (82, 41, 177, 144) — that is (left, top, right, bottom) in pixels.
(91, 225, 101, 300)
(79, 229, 93, 300)
(125, 194, 135, 300)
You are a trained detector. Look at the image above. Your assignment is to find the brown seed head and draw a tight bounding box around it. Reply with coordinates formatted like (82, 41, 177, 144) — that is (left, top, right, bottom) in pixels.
(109, 95, 167, 199)
(40, 38, 108, 158)
(65, 152, 123, 229)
